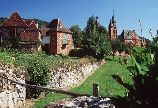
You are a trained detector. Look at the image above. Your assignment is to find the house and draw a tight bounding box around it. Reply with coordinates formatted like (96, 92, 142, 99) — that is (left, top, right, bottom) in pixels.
(0, 12, 41, 51)
(40, 18, 73, 55)
(119, 30, 142, 46)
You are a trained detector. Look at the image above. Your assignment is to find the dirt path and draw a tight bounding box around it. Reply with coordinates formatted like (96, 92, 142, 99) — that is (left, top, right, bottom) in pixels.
(24, 99, 37, 108)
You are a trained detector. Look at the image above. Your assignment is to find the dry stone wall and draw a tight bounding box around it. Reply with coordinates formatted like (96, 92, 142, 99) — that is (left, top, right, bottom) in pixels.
(47, 60, 101, 90)
(0, 63, 26, 108)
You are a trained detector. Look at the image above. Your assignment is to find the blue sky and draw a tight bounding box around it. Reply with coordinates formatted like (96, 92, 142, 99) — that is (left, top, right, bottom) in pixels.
(0, 0, 158, 39)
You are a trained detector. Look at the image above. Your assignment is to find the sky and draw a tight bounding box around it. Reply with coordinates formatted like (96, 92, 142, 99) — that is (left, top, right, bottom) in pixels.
(0, 0, 158, 39)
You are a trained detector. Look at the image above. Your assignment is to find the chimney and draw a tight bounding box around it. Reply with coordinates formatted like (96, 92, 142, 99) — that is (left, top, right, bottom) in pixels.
(36, 23, 39, 28)
(157, 30, 158, 35)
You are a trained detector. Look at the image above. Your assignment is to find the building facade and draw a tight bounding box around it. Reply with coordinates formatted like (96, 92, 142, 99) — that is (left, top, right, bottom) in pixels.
(0, 12, 41, 51)
(0, 12, 73, 55)
(41, 19, 73, 55)
(120, 30, 142, 46)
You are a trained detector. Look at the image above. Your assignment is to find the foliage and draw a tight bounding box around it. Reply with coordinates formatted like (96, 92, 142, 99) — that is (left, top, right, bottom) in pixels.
(0, 50, 14, 64)
(69, 25, 83, 48)
(132, 47, 153, 66)
(112, 55, 158, 107)
(25, 55, 50, 85)
(112, 36, 158, 107)
(111, 39, 121, 53)
(0, 17, 7, 25)
(69, 48, 85, 57)
(1, 37, 20, 48)
(83, 16, 111, 59)
(0, 48, 68, 97)
(111, 39, 132, 54)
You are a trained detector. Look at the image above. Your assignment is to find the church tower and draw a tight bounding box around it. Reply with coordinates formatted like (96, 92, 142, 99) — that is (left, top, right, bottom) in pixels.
(108, 12, 117, 41)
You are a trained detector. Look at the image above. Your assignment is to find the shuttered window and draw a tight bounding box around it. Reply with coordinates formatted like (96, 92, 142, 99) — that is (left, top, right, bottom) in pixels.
(63, 34, 67, 44)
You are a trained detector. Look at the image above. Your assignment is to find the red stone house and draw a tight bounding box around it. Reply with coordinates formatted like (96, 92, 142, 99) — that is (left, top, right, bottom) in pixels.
(108, 15, 147, 47)
(0, 12, 73, 55)
(0, 12, 41, 51)
(120, 30, 142, 46)
(40, 18, 73, 55)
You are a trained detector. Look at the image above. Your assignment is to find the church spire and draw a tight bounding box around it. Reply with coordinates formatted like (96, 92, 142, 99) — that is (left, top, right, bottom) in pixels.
(112, 10, 116, 23)
(108, 10, 117, 41)
(109, 19, 112, 27)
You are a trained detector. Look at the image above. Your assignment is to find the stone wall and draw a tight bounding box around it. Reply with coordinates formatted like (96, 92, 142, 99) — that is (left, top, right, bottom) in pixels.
(47, 60, 101, 90)
(45, 96, 115, 108)
(0, 63, 26, 108)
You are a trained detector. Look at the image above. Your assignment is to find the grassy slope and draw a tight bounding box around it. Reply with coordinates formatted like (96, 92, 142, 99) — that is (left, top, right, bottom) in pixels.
(32, 56, 133, 107)
(71, 56, 133, 97)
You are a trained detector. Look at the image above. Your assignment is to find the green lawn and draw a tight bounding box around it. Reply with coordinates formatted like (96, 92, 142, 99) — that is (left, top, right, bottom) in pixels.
(71, 56, 133, 97)
(32, 56, 133, 108)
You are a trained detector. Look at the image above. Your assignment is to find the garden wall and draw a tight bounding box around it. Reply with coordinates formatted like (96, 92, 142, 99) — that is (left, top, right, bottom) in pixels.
(0, 63, 26, 108)
(47, 59, 103, 90)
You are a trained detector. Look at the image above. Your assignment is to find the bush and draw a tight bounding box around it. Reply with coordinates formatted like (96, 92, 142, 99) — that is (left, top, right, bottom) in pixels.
(0, 48, 69, 97)
(69, 48, 86, 57)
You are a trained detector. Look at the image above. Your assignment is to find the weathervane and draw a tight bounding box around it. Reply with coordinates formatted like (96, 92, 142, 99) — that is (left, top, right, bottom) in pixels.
(139, 20, 142, 37)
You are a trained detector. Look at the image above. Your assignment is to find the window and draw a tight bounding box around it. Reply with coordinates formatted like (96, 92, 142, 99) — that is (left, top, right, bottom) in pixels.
(42, 36, 50, 44)
(62, 34, 67, 45)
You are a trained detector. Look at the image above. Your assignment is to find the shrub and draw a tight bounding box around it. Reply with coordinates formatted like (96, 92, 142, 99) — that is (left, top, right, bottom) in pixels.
(27, 57, 51, 86)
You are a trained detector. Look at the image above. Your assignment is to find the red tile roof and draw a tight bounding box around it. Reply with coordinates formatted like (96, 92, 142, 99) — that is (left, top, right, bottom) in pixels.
(20, 30, 40, 42)
(25, 20, 33, 25)
(29, 21, 38, 29)
(1, 12, 28, 27)
(39, 27, 51, 36)
(47, 18, 72, 33)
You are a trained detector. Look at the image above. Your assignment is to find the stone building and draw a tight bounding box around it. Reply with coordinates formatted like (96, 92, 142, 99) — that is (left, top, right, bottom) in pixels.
(0, 12, 73, 55)
(108, 14, 117, 41)
(0, 12, 41, 51)
(40, 18, 73, 55)
(119, 30, 142, 46)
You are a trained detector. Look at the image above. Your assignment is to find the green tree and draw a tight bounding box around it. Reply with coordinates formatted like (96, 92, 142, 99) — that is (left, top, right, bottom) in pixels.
(111, 39, 121, 59)
(69, 25, 83, 48)
(113, 36, 158, 107)
(83, 16, 111, 59)
(0, 17, 7, 25)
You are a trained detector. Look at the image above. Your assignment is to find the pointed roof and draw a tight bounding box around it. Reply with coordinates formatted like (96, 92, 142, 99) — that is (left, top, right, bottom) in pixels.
(25, 20, 34, 25)
(109, 19, 112, 26)
(112, 15, 116, 23)
(47, 18, 71, 33)
(30, 22, 38, 29)
(1, 12, 28, 27)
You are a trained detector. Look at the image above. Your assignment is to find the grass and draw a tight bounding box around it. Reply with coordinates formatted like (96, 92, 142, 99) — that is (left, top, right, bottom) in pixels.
(32, 93, 70, 108)
(32, 56, 133, 108)
(71, 56, 133, 97)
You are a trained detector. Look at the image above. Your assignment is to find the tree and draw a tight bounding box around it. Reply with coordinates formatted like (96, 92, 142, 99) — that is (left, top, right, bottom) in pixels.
(0, 17, 7, 25)
(112, 36, 158, 107)
(69, 25, 83, 48)
(111, 39, 121, 59)
(83, 16, 111, 60)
